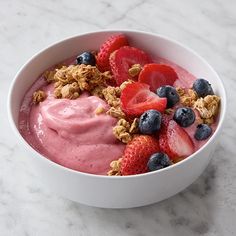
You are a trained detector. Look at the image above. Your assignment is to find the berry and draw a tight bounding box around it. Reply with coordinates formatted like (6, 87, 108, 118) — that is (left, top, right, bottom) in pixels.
(138, 64, 178, 92)
(110, 46, 152, 85)
(96, 34, 128, 72)
(147, 152, 172, 171)
(76, 52, 96, 66)
(120, 135, 160, 175)
(139, 110, 162, 134)
(159, 117, 194, 161)
(192, 78, 214, 97)
(156, 85, 179, 108)
(120, 82, 167, 116)
(194, 124, 212, 140)
(173, 107, 195, 127)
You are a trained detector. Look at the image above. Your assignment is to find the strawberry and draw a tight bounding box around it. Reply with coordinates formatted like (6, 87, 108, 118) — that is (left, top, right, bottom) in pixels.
(97, 34, 128, 72)
(110, 46, 152, 85)
(138, 64, 178, 92)
(120, 82, 167, 116)
(159, 117, 194, 161)
(120, 135, 160, 175)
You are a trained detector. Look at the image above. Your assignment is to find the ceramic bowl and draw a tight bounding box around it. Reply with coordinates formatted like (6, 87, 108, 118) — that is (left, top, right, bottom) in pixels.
(8, 30, 226, 208)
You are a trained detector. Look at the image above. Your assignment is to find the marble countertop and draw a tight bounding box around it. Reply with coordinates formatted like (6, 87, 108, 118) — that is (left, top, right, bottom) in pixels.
(1, 0, 236, 235)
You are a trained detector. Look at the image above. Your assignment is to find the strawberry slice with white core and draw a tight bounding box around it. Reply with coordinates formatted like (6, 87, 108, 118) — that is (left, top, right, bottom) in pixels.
(120, 82, 167, 116)
(159, 116, 194, 161)
(110, 46, 152, 85)
(138, 64, 178, 92)
(167, 120, 194, 159)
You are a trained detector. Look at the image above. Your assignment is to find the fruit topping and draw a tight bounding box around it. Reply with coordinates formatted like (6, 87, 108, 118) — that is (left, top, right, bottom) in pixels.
(194, 124, 212, 140)
(156, 85, 180, 108)
(173, 107, 195, 127)
(110, 46, 152, 85)
(120, 82, 167, 116)
(147, 152, 172, 171)
(120, 135, 160, 175)
(76, 52, 96, 66)
(139, 109, 162, 134)
(97, 34, 128, 72)
(159, 117, 194, 161)
(138, 64, 178, 92)
(192, 78, 214, 97)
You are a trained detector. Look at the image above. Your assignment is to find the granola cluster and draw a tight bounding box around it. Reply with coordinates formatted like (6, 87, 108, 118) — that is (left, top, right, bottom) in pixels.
(177, 87, 220, 125)
(107, 158, 122, 176)
(128, 64, 142, 77)
(32, 90, 46, 104)
(39, 64, 112, 101)
(102, 86, 121, 108)
(113, 118, 139, 143)
(176, 87, 198, 107)
(194, 95, 220, 124)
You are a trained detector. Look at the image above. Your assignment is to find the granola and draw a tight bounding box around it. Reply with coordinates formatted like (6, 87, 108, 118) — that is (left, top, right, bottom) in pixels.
(120, 80, 134, 91)
(113, 119, 132, 143)
(32, 90, 46, 104)
(177, 87, 198, 107)
(113, 118, 139, 143)
(43, 64, 112, 99)
(107, 158, 122, 176)
(106, 107, 125, 119)
(128, 64, 142, 77)
(95, 106, 106, 115)
(43, 63, 65, 83)
(102, 86, 121, 107)
(129, 118, 139, 134)
(194, 95, 220, 123)
(60, 82, 80, 99)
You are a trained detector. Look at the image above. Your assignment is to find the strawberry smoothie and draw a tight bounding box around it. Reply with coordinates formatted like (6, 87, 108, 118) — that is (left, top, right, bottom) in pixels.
(19, 81, 125, 175)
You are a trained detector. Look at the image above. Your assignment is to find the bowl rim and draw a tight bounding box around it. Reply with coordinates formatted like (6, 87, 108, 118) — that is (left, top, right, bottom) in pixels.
(7, 29, 227, 179)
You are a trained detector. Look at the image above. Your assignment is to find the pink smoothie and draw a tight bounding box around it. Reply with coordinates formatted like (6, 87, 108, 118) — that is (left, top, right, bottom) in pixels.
(18, 56, 217, 175)
(19, 82, 125, 175)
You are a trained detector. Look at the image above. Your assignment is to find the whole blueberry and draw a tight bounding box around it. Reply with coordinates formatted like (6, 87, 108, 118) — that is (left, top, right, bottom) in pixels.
(139, 110, 162, 134)
(76, 52, 96, 66)
(147, 152, 172, 171)
(156, 85, 180, 108)
(192, 78, 214, 97)
(173, 107, 195, 127)
(194, 124, 212, 140)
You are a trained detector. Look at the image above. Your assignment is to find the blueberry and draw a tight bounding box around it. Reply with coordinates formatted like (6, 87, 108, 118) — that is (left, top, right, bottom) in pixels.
(194, 124, 212, 140)
(156, 85, 179, 108)
(76, 52, 96, 66)
(192, 78, 214, 97)
(139, 110, 162, 134)
(147, 152, 172, 171)
(173, 107, 195, 127)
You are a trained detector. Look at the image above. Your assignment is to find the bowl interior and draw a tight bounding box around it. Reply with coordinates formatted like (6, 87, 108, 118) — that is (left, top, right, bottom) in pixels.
(9, 30, 226, 165)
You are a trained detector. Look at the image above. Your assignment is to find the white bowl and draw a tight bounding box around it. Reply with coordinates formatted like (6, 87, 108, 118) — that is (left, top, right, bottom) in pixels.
(8, 30, 226, 208)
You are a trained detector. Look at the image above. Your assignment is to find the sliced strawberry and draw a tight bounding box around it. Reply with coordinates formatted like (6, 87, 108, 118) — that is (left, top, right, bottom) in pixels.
(120, 82, 167, 116)
(159, 118, 194, 161)
(97, 34, 128, 72)
(120, 135, 160, 175)
(138, 64, 178, 92)
(110, 46, 152, 85)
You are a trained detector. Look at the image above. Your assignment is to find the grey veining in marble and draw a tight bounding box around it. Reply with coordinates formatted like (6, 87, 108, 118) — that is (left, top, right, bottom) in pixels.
(1, 0, 236, 235)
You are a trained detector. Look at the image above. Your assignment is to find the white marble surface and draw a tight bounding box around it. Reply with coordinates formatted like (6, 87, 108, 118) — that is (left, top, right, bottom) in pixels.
(1, 0, 236, 235)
